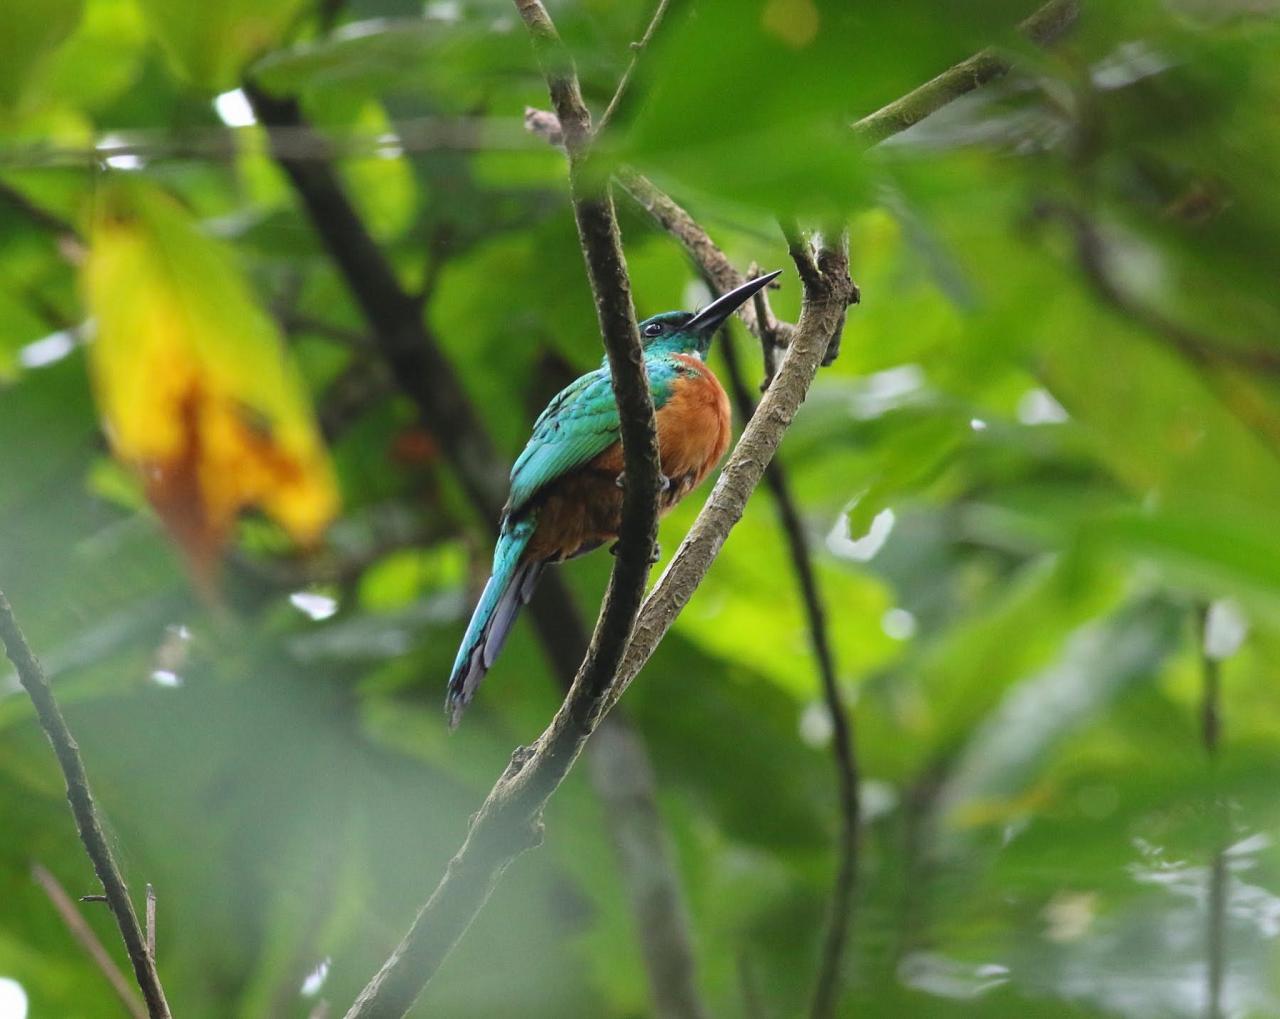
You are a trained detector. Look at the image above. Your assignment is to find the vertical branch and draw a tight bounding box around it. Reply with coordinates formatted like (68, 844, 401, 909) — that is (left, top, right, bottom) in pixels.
(1198, 604, 1226, 1019)
(248, 79, 707, 1019)
(0, 593, 172, 1019)
(511, 0, 661, 573)
(719, 320, 860, 1019)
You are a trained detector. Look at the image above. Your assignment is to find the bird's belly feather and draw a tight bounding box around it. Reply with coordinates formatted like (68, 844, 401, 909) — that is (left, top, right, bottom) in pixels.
(524, 365, 730, 562)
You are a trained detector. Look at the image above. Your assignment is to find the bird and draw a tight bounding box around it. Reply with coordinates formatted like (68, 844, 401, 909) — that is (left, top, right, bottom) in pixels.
(445, 270, 782, 726)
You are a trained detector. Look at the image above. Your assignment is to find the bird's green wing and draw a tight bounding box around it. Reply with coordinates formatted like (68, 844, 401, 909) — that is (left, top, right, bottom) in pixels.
(506, 362, 678, 517)
(507, 368, 619, 516)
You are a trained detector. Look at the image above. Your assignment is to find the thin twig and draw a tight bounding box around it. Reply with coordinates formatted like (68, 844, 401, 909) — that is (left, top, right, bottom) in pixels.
(0, 593, 172, 1019)
(0, 116, 538, 169)
(597, 0, 674, 136)
(1198, 604, 1226, 1019)
(615, 167, 767, 337)
(851, 0, 1081, 146)
(31, 863, 149, 1019)
(720, 327, 860, 1019)
(781, 219, 823, 292)
(145, 883, 157, 962)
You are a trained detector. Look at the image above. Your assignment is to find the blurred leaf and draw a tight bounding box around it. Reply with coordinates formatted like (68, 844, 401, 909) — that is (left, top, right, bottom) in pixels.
(0, 0, 83, 114)
(43, 0, 149, 112)
(251, 16, 534, 107)
(939, 597, 1184, 829)
(136, 0, 308, 91)
(82, 180, 339, 581)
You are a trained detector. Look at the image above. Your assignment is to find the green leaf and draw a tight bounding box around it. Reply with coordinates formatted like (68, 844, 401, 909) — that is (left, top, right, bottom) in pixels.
(136, 0, 308, 90)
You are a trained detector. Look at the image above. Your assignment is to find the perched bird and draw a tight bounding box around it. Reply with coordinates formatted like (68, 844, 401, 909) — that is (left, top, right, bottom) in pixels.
(446, 271, 782, 725)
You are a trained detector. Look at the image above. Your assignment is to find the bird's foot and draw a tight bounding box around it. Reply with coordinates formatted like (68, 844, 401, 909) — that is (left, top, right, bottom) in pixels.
(610, 539, 662, 564)
(615, 471, 671, 493)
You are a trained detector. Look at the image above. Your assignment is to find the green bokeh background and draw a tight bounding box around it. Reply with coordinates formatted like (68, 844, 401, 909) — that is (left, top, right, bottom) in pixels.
(2, 1, 1280, 1016)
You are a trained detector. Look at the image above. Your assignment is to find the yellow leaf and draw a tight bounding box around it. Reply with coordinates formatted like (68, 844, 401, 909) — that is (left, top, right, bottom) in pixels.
(82, 181, 338, 582)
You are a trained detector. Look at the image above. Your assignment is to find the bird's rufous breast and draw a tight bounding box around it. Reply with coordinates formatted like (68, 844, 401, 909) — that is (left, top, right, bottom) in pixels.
(654, 354, 731, 505)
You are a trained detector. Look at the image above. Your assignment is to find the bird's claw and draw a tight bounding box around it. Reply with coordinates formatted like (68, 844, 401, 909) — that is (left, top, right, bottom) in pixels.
(615, 471, 671, 493)
(609, 539, 661, 564)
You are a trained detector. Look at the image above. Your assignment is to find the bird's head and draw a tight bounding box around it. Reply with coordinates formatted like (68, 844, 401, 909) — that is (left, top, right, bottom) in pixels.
(638, 270, 782, 359)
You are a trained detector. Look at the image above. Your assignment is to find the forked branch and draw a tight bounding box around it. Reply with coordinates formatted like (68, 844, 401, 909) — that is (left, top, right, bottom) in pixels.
(344, 220, 852, 1019)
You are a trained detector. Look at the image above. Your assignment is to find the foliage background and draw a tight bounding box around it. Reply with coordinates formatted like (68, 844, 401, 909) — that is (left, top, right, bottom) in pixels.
(2, 0, 1280, 1016)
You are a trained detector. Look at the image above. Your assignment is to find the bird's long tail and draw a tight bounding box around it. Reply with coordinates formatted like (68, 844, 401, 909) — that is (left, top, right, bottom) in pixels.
(446, 516, 544, 727)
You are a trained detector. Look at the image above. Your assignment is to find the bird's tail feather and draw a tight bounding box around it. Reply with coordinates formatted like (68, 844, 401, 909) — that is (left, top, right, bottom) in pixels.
(446, 517, 543, 727)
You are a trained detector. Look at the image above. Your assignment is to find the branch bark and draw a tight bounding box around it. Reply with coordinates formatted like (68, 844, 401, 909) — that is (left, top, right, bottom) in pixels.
(31, 863, 148, 1019)
(610, 241, 854, 706)
(0, 593, 171, 1019)
(617, 167, 771, 339)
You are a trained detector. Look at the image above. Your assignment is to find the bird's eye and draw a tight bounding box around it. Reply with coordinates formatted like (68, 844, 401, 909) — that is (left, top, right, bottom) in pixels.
(642, 322, 663, 338)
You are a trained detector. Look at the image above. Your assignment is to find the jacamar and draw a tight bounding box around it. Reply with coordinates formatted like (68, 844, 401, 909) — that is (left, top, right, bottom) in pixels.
(446, 270, 782, 725)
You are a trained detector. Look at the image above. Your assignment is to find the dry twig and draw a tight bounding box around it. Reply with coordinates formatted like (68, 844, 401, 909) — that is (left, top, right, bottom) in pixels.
(31, 863, 148, 1019)
(0, 593, 171, 1019)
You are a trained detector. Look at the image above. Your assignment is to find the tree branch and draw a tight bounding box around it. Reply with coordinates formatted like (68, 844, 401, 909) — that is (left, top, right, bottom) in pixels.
(611, 240, 854, 705)
(719, 314, 859, 1019)
(615, 167, 771, 338)
(340, 4, 670, 1010)
(510, 0, 662, 564)
(246, 78, 707, 1019)
(597, 0, 674, 136)
(850, 0, 1080, 146)
(0, 594, 171, 1019)
(343, 230, 853, 1019)
(31, 863, 148, 1019)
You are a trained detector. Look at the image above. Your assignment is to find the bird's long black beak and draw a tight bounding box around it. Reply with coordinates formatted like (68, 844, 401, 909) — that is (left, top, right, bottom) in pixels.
(686, 270, 783, 336)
